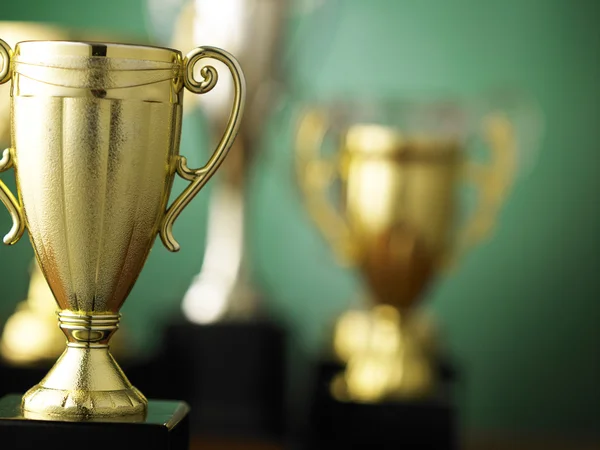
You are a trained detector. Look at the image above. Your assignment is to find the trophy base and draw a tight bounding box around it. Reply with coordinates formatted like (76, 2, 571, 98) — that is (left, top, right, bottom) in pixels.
(21, 345, 147, 419)
(307, 360, 458, 450)
(0, 394, 190, 450)
(165, 319, 286, 439)
(0, 355, 164, 403)
(22, 384, 146, 420)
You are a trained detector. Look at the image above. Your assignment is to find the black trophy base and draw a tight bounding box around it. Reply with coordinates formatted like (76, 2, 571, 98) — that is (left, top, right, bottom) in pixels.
(308, 361, 458, 450)
(165, 320, 286, 440)
(0, 394, 190, 450)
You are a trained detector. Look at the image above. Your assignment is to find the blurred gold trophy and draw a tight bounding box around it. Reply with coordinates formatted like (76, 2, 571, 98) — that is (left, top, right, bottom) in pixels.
(296, 99, 537, 402)
(0, 39, 245, 418)
(1, 261, 63, 365)
(0, 23, 70, 366)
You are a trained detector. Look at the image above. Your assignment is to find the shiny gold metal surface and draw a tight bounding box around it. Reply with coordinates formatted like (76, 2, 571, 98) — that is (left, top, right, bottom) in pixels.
(296, 102, 520, 401)
(0, 23, 70, 146)
(0, 260, 130, 365)
(0, 39, 245, 418)
(331, 306, 437, 401)
(0, 24, 140, 368)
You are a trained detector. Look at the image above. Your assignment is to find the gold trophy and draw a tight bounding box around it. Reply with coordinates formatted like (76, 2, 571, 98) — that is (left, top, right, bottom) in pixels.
(296, 98, 538, 402)
(0, 39, 245, 418)
(0, 23, 144, 367)
(0, 23, 70, 366)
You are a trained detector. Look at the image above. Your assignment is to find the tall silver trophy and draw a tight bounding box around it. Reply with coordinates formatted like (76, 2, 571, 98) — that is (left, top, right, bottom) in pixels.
(168, 0, 287, 322)
(146, 0, 290, 440)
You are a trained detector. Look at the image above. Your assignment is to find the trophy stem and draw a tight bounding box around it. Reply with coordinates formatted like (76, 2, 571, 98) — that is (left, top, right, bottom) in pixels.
(21, 311, 147, 419)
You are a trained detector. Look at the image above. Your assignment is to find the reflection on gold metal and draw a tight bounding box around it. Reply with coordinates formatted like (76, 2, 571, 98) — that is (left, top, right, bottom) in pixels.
(0, 22, 70, 146)
(0, 39, 245, 418)
(296, 102, 524, 401)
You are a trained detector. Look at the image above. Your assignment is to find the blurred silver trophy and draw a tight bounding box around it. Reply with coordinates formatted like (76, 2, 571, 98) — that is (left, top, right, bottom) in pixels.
(144, 1, 293, 438)
(165, 0, 288, 323)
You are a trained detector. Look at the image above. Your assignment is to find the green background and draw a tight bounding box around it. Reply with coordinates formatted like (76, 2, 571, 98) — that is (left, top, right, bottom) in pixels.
(1, 0, 598, 435)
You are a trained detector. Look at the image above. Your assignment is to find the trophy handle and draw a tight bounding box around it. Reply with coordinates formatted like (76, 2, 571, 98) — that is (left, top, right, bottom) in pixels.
(160, 46, 246, 252)
(295, 109, 357, 264)
(458, 113, 517, 251)
(0, 40, 26, 246)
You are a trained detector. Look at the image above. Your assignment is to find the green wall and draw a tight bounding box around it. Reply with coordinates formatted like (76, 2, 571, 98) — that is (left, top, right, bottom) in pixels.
(250, 0, 600, 433)
(0, 0, 599, 435)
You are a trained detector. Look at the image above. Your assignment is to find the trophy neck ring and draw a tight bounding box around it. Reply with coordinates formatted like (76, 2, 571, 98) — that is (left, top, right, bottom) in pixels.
(58, 311, 120, 348)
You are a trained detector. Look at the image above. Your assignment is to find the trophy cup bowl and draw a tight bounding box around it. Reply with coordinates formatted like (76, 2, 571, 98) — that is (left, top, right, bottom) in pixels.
(0, 39, 245, 418)
(296, 98, 536, 401)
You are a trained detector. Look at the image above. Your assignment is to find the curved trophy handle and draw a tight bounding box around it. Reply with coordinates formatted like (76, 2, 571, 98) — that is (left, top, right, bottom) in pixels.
(457, 113, 517, 252)
(295, 109, 357, 264)
(0, 39, 25, 246)
(160, 46, 246, 252)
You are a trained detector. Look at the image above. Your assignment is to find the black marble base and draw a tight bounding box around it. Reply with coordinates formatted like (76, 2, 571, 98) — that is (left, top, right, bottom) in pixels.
(165, 320, 286, 440)
(0, 394, 190, 450)
(307, 360, 459, 450)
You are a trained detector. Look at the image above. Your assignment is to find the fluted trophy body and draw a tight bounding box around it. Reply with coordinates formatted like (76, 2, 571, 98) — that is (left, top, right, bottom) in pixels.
(0, 40, 246, 419)
(14, 77, 180, 315)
